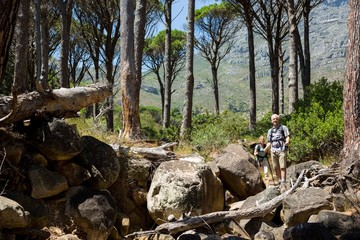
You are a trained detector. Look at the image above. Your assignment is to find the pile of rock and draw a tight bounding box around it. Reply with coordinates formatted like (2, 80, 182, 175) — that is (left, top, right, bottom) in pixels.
(0, 118, 359, 240)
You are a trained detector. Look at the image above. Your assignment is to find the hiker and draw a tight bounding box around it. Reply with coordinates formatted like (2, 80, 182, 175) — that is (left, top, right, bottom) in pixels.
(265, 114, 290, 186)
(253, 135, 269, 178)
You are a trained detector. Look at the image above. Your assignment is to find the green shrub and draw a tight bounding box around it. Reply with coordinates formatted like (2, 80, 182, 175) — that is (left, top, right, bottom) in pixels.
(190, 111, 248, 156)
(286, 78, 343, 163)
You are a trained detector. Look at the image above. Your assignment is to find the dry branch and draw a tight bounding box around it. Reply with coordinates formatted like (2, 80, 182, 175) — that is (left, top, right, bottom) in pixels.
(0, 85, 111, 126)
(128, 142, 178, 159)
(126, 170, 306, 238)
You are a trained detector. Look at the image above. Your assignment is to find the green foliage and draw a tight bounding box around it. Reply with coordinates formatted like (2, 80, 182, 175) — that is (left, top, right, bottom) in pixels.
(190, 111, 248, 156)
(286, 78, 344, 163)
(140, 106, 162, 139)
(194, 2, 238, 20)
(145, 29, 186, 58)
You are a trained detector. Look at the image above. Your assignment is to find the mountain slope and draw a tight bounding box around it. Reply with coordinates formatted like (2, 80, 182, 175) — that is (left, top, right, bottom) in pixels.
(140, 1, 348, 117)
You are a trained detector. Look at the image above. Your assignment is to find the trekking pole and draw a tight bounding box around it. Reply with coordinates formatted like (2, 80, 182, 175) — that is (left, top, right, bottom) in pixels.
(266, 157, 275, 185)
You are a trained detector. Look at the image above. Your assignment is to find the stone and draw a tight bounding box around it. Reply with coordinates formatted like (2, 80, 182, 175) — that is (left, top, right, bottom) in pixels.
(147, 160, 224, 223)
(29, 166, 68, 199)
(0, 196, 30, 228)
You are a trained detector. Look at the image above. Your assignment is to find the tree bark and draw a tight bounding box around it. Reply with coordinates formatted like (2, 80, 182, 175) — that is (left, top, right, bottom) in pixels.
(13, 0, 30, 94)
(0, 0, 20, 84)
(248, 24, 256, 130)
(120, 0, 141, 139)
(180, 0, 195, 141)
(287, 0, 298, 113)
(163, 0, 172, 128)
(0, 85, 111, 126)
(342, 0, 360, 178)
(58, 0, 74, 88)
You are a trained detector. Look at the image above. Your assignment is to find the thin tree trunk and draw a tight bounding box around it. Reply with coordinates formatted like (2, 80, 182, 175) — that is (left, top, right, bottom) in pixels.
(35, 0, 43, 92)
(58, 0, 73, 88)
(0, 0, 20, 83)
(248, 25, 256, 130)
(180, 0, 195, 141)
(303, 3, 311, 94)
(40, 4, 50, 86)
(120, 0, 141, 139)
(279, 47, 285, 115)
(342, 0, 360, 178)
(212, 66, 220, 116)
(13, 0, 30, 94)
(163, 0, 172, 128)
(287, 0, 298, 114)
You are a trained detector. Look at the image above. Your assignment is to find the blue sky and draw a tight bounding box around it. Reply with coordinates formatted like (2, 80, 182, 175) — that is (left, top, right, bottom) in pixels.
(170, 0, 217, 30)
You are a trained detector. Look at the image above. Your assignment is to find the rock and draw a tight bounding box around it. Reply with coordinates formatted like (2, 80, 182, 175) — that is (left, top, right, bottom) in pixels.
(56, 234, 82, 240)
(287, 160, 324, 183)
(28, 165, 69, 199)
(283, 222, 337, 240)
(74, 136, 120, 189)
(314, 210, 360, 236)
(0, 196, 30, 228)
(4, 191, 48, 228)
(127, 158, 152, 187)
(215, 146, 264, 200)
(147, 160, 224, 223)
(234, 186, 280, 222)
(281, 187, 333, 227)
(254, 230, 275, 240)
(60, 162, 91, 186)
(26, 119, 83, 161)
(65, 186, 118, 240)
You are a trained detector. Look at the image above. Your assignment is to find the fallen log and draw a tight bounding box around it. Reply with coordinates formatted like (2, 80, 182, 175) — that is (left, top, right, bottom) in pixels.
(111, 142, 178, 160)
(0, 85, 111, 126)
(126, 170, 306, 238)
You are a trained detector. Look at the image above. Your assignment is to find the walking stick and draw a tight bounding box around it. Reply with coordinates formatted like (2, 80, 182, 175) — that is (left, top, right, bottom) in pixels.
(266, 155, 275, 184)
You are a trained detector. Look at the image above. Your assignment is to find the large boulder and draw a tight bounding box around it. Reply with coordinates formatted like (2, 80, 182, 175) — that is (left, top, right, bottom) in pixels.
(28, 165, 69, 199)
(0, 196, 30, 229)
(4, 191, 49, 228)
(147, 160, 224, 223)
(214, 144, 264, 200)
(281, 187, 333, 227)
(309, 209, 360, 236)
(74, 136, 120, 189)
(26, 119, 83, 161)
(65, 186, 118, 240)
(232, 185, 280, 222)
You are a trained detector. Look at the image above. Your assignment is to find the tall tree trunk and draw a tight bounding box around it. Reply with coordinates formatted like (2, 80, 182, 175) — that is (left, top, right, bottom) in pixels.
(58, 0, 73, 88)
(248, 25, 256, 130)
(163, 0, 172, 128)
(0, 0, 20, 84)
(303, 2, 311, 95)
(134, 0, 146, 98)
(40, 4, 50, 86)
(120, 0, 141, 139)
(342, 0, 360, 178)
(269, 49, 280, 114)
(279, 47, 285, 115)
(13, 0, 30, 93)
(211, 66, 220, 116)
(180, 0, 195, 141)
(35, 0, 43, 92)
(287, 0, 298, 113)
(294, 28, 306, 97)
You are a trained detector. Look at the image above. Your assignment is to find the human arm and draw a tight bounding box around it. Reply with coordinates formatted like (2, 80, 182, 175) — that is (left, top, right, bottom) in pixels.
(285, 136, 290, 146)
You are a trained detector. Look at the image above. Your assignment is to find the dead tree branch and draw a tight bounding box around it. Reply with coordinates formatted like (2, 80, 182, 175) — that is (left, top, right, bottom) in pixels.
(126, 170, 306, 238)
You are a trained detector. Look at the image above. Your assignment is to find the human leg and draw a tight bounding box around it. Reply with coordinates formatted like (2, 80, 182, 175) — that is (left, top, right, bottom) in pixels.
(279, 151, 287, 182)
(272, 152, 281, 182)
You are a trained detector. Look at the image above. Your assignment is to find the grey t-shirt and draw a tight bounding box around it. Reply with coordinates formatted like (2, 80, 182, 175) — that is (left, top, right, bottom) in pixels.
(267, 124, 290, 152)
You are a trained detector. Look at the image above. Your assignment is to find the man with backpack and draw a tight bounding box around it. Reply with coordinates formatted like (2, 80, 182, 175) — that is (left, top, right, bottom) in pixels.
(265, 114, 290, 188)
